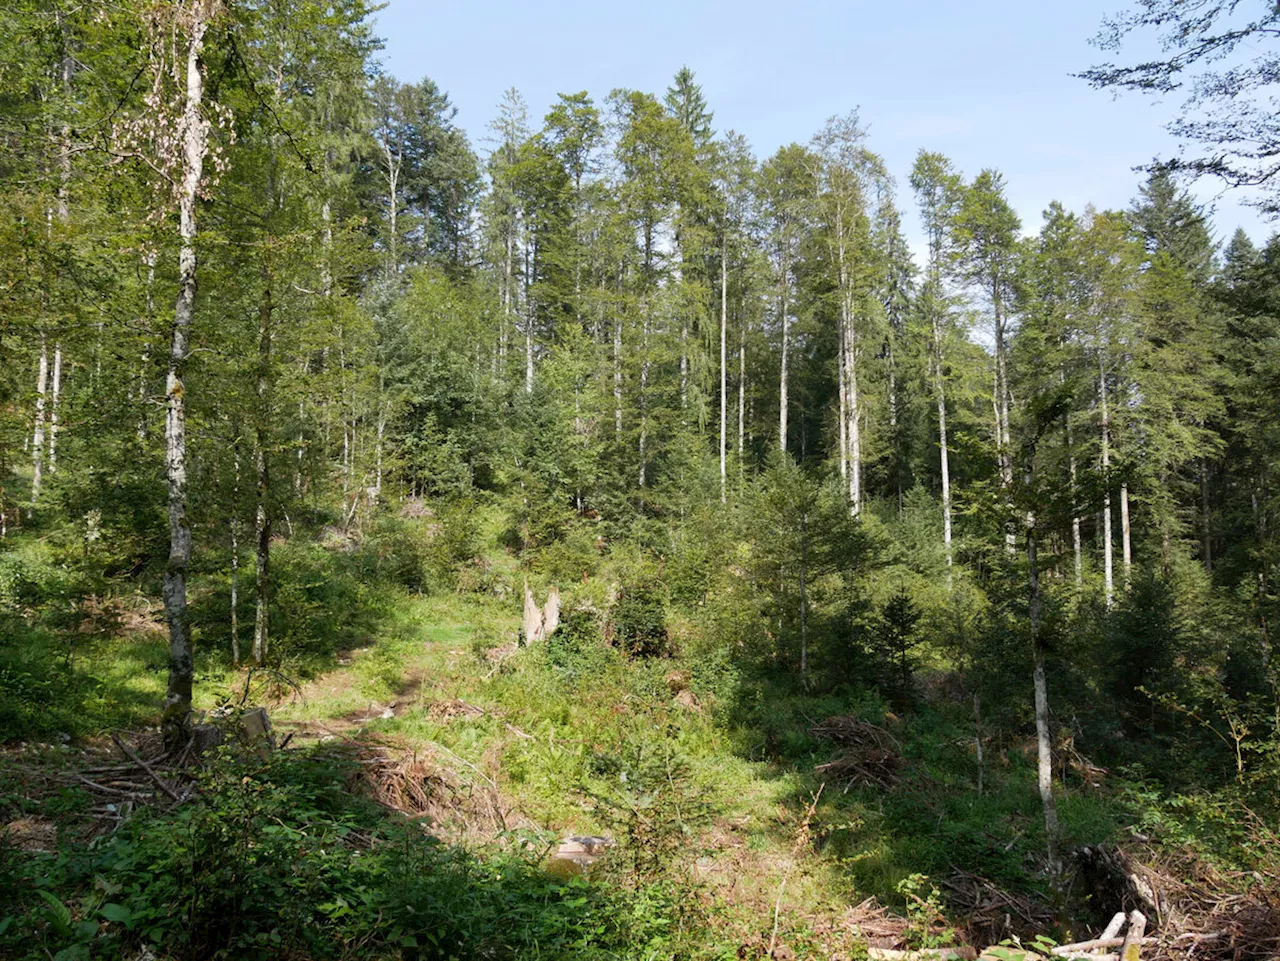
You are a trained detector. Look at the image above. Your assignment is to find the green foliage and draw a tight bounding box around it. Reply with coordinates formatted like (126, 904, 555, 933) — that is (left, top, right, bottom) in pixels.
(585, 738, 715, 882)
(611, 575, 670, 658)
(1, 747, 691, 961)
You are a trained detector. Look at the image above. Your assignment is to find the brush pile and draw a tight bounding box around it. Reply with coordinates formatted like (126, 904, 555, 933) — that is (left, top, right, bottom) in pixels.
(942, 868, 1054, 944)
(1077, 842, 1280, 960)
(810, 716, 902, 789)
(57, 731, 199, 837)
(344, 739, 524, 840)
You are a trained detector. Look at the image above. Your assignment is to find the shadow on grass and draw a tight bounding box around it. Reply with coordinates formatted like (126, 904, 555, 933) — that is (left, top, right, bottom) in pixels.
(0, 744, 683, 961)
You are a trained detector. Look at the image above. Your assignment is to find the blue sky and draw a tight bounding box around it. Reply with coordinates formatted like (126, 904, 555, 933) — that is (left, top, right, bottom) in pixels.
(372, 0, 1273, 252)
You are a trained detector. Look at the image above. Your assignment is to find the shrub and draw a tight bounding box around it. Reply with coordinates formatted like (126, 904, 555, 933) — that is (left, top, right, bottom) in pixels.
(611, 578, 670, 658)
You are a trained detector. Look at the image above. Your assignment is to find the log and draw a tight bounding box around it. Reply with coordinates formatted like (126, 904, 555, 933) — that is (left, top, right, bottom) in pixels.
(1121, 911, 1146, 961)
(1101, 912, 1127, 940)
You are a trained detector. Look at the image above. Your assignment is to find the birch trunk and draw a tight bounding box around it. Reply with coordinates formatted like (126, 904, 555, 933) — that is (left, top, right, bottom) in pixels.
(524, 239, 534, 394)
(252, 265, 273, 666)
(48, 345, 62, 474)
(31, 334, 48, 503)
(162, 2, 218, 745)
(1121, 483, 1132, 588)
(1068, 415, 1082, 589)
(934, 319, 952, 578)
(613, 313, 623, 437)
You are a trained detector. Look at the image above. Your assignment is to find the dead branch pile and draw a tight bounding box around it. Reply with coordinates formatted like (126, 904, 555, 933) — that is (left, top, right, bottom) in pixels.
(810, 716, 902, 789)
(57, 733, 198, 837)
(344, 739, 527, 841)
(1077, 843, 1280, 961)
(843, 897, 916, 948)
(941, 868, 1054, 944)
(426, 698, 486, 723)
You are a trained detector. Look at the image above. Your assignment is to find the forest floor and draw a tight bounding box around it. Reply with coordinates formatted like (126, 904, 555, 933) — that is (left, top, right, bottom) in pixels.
(4, 526, 1275, 958)
(261, 592, 877, 952)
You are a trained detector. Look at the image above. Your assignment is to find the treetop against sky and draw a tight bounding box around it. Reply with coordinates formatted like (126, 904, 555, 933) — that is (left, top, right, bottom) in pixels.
(373, 0, 1272, 254)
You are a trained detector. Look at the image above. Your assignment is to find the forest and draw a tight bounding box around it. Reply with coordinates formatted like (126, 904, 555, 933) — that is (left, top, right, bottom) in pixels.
(1, 1, 1278, 959)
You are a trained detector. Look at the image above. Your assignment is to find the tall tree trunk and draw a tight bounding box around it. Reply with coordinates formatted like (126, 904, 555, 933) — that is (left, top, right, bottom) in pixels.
(799, 507, 809, 688)
(162, 2, 217, 746)
(49, 19, 70, 480)
(935, 318, 953, 580)
(973, 692, 984, 796)
(384, 143, 399, 275)
(847, 330, 861, 516)
(778, 266, 790, 453)
(1068, 419, 1082, 589)
(48, 345, 62, 474)
(995, 293, 1014, 554)
(31, 334, 48, 504)
(524, 239, 534, 394)
(1100, 358, 1114, 609)
(613, 313, 623, 437)
(1121, 483, 1133, 589)
(1027, 504, 1061, 876)
(252, 263, 273, 666)
(639, 311, 649, 489)
(680, 314, 688, 413)
(837, 320, 848, 483)
(738, 305, 746, 490)
(836, 212, 860, 516)
(720, 238, 727, 503)
(230, 445, 241, 666)
(1198, 463, 1208, 575)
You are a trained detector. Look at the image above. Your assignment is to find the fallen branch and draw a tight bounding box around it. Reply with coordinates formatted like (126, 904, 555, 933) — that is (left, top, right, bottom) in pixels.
(111, 735, 184, 805)
(1120, 911, 1146, 961)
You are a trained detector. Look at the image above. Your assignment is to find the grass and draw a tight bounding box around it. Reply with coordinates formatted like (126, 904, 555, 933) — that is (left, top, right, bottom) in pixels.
(0, 515, 1155, 958)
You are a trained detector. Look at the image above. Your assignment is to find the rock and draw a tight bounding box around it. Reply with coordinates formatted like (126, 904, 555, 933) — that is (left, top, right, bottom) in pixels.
(546, 834, 613, 879)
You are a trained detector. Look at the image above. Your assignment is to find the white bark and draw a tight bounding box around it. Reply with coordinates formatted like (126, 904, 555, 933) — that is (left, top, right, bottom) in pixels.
(31, 334, 48, 503)
(252, 266, 272, 667)
(1121, 483, 1132, 589)
(524, 239, 534, 394)
(48, 344, 62, 474)
(613, 314, 622, 437)
(163, 1, 218, 743)
(934, 319, 952, 577)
